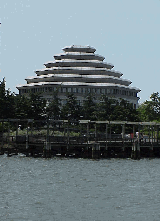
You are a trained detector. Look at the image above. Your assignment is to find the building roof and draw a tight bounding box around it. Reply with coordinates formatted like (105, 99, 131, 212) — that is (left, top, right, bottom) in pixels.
(17, 81, 140, 92)
(16, 45, 141, 100)
(44, 60, 114, 69)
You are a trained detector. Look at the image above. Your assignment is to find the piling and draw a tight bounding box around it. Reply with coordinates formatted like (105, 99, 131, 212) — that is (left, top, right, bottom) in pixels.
(149, 126, 154, 157)
(131, 140, 140, 160)
(25, 124, 29, 157)
(0, 121, 4, 155)
(92, 143, 100, 159)
(122, 124, 125, 154)
(43, 119, 51, 158)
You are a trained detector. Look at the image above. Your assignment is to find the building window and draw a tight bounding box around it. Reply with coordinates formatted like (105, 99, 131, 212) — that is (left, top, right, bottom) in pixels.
(88, 88, 91, 93)
(101, 89, 105, 94)
(92, 88, 96, 93)
(83, 88, 86, 94)
(78, 88, 81, 93)
(96, 89, 100, 94)
(63, 87, 66, 93)
(67, 87, 71, 93)
(73, 88, 77, 93)
(107, 89, 110, 94)
(58, 87, 61, 93)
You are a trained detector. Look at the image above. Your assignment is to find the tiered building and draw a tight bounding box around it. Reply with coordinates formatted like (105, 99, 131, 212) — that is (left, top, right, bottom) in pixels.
(17, 45, 140, 108)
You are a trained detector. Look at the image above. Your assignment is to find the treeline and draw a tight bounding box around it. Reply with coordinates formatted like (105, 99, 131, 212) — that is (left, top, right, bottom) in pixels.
(0, 78, 160, 122)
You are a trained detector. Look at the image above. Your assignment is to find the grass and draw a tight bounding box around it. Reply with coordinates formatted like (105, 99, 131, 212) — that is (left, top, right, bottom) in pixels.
(3, 129, 80, 137)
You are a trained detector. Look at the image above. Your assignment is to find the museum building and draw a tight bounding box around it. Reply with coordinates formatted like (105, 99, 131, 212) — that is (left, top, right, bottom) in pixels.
(16, 45, 141, 108)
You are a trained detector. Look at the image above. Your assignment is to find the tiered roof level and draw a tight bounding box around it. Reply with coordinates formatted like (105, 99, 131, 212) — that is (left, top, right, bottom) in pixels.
(17, 45, 141, 107)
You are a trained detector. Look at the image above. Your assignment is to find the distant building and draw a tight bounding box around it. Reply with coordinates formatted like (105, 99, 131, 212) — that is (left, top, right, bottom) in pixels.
(16, 45, 141, 108)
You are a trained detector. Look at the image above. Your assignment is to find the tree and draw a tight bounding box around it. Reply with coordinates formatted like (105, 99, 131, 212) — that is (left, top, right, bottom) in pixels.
(113, 99, 139, 122)
(96, 96, 117, 121)
(61, 93, 81, 121)
(0, 78, 15, 118)
(14, 95, 31, 119)
(82, 93, 97, 120)
(46, 90, 61, 119)
(137, 92, 160, 122)
(28, 93, 46, 120)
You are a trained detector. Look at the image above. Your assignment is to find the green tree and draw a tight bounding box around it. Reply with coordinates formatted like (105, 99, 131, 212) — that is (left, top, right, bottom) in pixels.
(0, 78, 16, 118)
(82, 93, 97, 120)
(113, 99, 139, 122)
(96, 96, 139, 122)
(61, 93, 80, 120)
(96, 96, 117, 121)
(137, 92, 160, 122)
(14, 95, 31, 119)
(46, 90, 61, 119)
(28, 93, 46, 119)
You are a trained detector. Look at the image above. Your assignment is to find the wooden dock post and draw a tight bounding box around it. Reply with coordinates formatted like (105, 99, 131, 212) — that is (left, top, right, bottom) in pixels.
(149, 126, 154, 157)
(131, 124, 141, 160)
(104, 123, 108, 158)
(25, 123, 29, 157)
(131, 141, 140, 160)
(87, 121, 89, 145)
(157, 125, 159, 143)
(136, 141, 140, 160)
(109, 123, 111, 151)
(122, 124, 125, 154)
(137, 124, 140, 159)
(0, 121, 4, 154)
(44, 118, 51, 158)
(131, 142, 134, 159)
(133, 141, 137, 160)
(16, 121, 18, 137)
(7, 121, 11, 157)
(133, 125, 135, 139)
(95, 123, 97, 142)
(105, 123, 108, 151)
(92, 143, 100, 159)
(67, 120, 69, 154)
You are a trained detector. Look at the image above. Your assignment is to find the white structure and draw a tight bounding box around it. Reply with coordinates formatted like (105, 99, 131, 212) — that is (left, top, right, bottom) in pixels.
(17, 45, 140, 108)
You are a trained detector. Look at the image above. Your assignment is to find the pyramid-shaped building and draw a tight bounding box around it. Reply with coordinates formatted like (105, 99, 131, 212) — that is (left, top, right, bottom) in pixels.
(17, 45, 141, 108)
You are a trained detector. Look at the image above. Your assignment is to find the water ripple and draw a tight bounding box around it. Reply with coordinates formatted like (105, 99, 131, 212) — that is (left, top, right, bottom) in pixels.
(0, 155, 159, 221)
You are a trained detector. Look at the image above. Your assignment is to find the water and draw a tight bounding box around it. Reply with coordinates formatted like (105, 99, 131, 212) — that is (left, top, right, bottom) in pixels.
(0, 155, 159, 221)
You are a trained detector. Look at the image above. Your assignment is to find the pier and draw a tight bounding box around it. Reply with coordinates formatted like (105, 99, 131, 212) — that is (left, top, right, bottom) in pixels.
(0, 119, 160, 160)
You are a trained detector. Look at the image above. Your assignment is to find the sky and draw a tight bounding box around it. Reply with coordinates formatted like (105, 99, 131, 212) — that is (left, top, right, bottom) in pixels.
(0, 0, 160, 103)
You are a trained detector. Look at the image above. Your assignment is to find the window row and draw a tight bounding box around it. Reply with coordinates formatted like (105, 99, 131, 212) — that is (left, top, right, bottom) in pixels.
(19, 87, 137, 97)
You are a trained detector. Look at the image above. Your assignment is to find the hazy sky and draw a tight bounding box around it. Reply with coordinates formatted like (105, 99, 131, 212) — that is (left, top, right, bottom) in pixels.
(0, 0, 159, 103)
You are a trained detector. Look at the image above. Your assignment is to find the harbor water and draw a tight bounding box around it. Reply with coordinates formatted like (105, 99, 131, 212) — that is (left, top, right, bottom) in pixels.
(0, 155, 159, 221)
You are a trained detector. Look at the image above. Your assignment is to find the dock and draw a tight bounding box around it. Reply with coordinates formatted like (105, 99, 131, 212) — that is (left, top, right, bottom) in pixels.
(0, 119, 160, 160)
